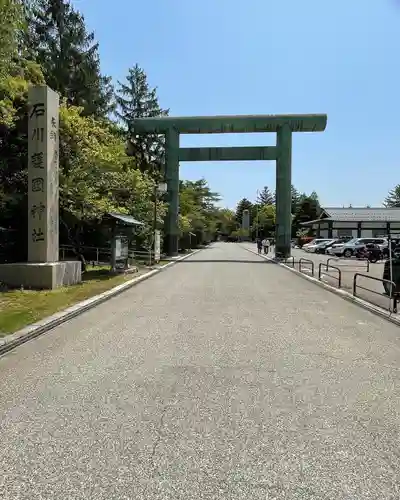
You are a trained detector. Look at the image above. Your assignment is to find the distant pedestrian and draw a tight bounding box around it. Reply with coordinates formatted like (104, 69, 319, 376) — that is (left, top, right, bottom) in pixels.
(257, 238, 262, 254)
(262, 238, 270, 254)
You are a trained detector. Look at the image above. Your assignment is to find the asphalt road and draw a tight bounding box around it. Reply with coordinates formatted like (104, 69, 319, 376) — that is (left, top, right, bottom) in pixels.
(1, 243, 400, 499)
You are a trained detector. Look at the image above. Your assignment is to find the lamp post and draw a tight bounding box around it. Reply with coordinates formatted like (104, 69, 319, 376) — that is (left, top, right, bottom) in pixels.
(151, 181, 168, 265)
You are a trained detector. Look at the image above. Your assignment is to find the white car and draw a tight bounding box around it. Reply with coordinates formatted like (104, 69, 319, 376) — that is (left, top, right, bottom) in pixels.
(303, 239, 332, 252)
(327, 243, 345, 256)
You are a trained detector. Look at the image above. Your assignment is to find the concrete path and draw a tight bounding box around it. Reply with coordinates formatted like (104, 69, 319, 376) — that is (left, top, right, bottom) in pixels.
(1, 243, 400, 499)
(243, 242, 394, 312)
(290, 247, 393, 312)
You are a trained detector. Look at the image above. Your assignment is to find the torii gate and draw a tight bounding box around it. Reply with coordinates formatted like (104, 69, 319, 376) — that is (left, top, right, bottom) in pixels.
(133, 114, 327, 258)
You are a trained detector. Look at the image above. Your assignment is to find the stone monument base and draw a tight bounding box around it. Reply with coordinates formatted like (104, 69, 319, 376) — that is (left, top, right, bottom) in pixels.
(0, 261, 82, 290)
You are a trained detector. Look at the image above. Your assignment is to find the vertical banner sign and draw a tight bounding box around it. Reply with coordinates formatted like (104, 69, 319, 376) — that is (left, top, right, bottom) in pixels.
(27, 86, 59, 262)
(154, 230, 161, 262)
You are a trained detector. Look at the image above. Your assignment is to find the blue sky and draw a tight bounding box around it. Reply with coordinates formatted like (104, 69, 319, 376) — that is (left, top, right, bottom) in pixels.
(72, 0, 400, 210)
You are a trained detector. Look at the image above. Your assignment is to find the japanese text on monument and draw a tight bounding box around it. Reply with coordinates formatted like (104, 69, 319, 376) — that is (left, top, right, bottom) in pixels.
(27, 86, 60, 262)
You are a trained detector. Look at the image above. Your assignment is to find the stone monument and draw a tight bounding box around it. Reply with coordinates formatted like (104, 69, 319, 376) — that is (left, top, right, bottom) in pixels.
(0, 85, 82, 289)
(241, 209, 250, 240)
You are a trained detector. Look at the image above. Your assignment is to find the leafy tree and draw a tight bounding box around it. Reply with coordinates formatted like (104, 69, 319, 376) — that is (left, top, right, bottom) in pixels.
(384, 185, 400, 208)
(0, 0, 25, 81)
(215, 208, 236, 236)
(26, 0, 113, 117)
(58, 102, 161, 249)
(178, 179, 221, 243)
(116, 64, 169, 176)
(235, 198, 253, 226)
(252, 204, 275, 238)
(292, 196, 321, 236)
(0, 1, 225, 263)
(257, 186, 274, 205)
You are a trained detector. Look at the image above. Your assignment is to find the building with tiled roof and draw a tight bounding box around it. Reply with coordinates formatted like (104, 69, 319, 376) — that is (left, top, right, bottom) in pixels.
(301, 207, 400, 239)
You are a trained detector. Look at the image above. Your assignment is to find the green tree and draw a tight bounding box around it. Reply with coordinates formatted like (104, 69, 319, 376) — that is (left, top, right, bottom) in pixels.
(26, 0, 113, 117)
(384, 185, 400, 208)
(252, 204, 275, 238)
(178, 179, 221, 243)
(116, 64, 169, 176)
(0, 1, 224, 262)
(58, 102, 164, 251)
(257, 186, 274, 205)
(292, 196, 321, 236)
(215, 208, 236, 236)
(291, 185, 302, 214)
(0, 0, 25, 81)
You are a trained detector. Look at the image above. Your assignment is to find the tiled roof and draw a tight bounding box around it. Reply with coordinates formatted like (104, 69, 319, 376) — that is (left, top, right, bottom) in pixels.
(322, 207, 400, 222)
(105, 212, 144, 226)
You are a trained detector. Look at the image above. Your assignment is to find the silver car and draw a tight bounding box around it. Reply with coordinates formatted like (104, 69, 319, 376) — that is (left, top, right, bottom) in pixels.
(331, 237, 387, 258)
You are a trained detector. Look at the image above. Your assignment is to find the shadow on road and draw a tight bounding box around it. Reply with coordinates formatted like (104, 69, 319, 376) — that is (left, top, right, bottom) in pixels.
(174, 259, 273, 264)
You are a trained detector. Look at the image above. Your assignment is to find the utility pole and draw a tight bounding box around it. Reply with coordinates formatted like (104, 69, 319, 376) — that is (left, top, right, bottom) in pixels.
(150, 180, 167, 265)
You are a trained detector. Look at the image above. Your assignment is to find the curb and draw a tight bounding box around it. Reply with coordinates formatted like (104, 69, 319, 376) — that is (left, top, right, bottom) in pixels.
(0, 248, 202, 356)
(242, 245, 400, 328)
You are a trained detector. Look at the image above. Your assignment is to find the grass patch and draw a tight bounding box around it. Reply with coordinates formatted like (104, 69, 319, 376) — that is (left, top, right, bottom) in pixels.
(0, 265, 147, 337)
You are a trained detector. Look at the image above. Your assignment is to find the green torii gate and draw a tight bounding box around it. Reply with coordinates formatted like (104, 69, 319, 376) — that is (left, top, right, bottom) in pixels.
(133, 114, 327, 258)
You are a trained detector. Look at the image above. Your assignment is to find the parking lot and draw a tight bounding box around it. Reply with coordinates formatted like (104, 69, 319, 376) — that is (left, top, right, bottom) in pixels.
(292, 247, 396, 312)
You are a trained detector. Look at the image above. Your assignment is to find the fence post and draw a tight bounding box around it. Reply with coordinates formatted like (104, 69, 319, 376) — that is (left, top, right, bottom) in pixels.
(353, 274, 357, 297)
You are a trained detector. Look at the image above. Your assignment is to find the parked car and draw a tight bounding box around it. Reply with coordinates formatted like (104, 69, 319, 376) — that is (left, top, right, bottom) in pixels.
(301, 238, 328, 250)
(326, 242, 346, 256)
(298, 236, 315, 248)
(314, 238, 344, 254)
(303, 239, 333, 253)
(327, 237, 388, 258)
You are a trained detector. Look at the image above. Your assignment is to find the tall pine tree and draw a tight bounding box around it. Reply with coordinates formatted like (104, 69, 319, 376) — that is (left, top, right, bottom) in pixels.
(384, 185, 400, 208)
(257, 186, 274, 205)
(116, 64, 169, 176)
(26, 0, 113, 118)
(291, 185, 301, 214)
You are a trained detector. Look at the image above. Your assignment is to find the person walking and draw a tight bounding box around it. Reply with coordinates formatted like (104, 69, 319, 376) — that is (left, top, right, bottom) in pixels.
(256, 238, 262, 254)
(262, 237, 270, 255)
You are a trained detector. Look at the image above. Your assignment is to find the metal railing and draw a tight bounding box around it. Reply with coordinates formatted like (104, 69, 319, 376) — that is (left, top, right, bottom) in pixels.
(59, 245, 161, 266)
(318, 262, 342, 288)
(327, 257, 370, 273)
(299, 258, 314, 276)
(283, 256, 296, 268)
(60, 244, 110, 264)
(353, 273, 398, 313)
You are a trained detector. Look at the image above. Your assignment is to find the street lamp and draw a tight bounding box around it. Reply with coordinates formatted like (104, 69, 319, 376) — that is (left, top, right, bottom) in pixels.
(151, 181, 168, 265)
